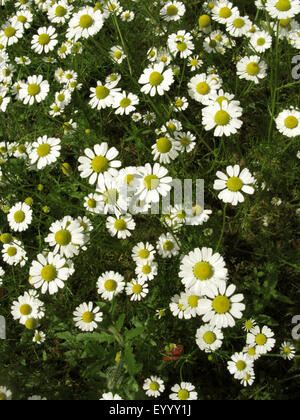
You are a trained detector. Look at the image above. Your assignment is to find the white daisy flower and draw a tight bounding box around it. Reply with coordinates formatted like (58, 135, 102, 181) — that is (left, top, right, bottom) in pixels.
(155, 48, 172, 66)
(143, 112, 156, 125)
(169, 382, 198, 400)
(105, 73, 121, 87)
(173, 97, 189, 112)
(180, 291, 204, 318)
(195, 324, 224, 353)
(226, 14, 252, 37)
(156, 233, 180, 258)
(2, 239, 27, 267)
(73, 302, 103, 332)
(19, 75, 50, 105)
(213, 164, 256, 205)
(66, 7, 104, 41)
(227, 352, 255, 379)
(89, 80, 120, 110)
(29, 136, 61, 169)
(135, 260, 158, 282)
(83, 193, 104, 214)
(132, 242, 156, 264)
(271, 196, 282, 206)
(0, 88, 10, 112)
(106, 213, 136, 239)
(135, 163, 173, 204)
(121, 10, 135, 22)
(240, 371, 255, 387)
(170, 293, 190, 319)
(7, 202, 32, 232)
(138, 62, 174, 97)
(242, 345, 261, 361)
(45, 216, 85, 258)
(280, 341, 296, 360)
(0, 20, 24, 47)
(55, 90, 72, 108)
(29, 251, 72, 295)
(198, 280, 245, 329)
(202, 100, 243, 137)
(275, 108, 300, 137)
(28, 395, 47, 400)
(265, 0, 300, 19)
(97, 271, 125, 301)
(185, 204, 212, 226)
(160, 1, 186, 21)
(236, 55, 268, 84)
(96, 174, 126, 215)
(143, 376, 165, 398)
(0, 386, 12, 400)
(78, 143, 121, 186)
(179, 247, 228, 295)
(33, 330, 46, 344)
(125, 278, 149, 301)
(11, 291, 44, 325)
(168, 30, 195, 59)
(47, 1, 73, 24)
(243, 319, 257, 332)
(188, 73, 220, 105)
(246, 325, 276, 354)
(100, 392, 123, 400)
(112, 91, 139, 115)
(110, 45, 126, 64)
(211, 0, 239, 25)
(31, 26, 58, 54)
(151, 135, 181, 164)
(187, 55, 203, 71)
(249, 31, 272, 53)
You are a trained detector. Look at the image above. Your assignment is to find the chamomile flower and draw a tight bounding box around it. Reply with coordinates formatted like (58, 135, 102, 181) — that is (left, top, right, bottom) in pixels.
(265, 0, 300, 19)
(0, 87, 10, 112)
(151, 135, 181, 164)
(185, 204, 212, 226)
(169, 382, 198, 400)
(83, 193, 104, 214)
(156, 233, 180, 258)
(0, 63, 15, 84)
(174, 131, 196, 153)
(47, 1, 73, 24)
(31, 26, 58, 54)
(110, 45, 126, 64)
(198, 280, 245, 328)
(187, 55, 203, 71)
(7, 202, 32, 232)
(227, 352, 254, 379)
(168, 30, 195, 59)
(67, 7, 104, 41)
(106, 213, 136, 239)
(132, 242, 156, 264)
(271, 196, 282, 206)
(160, 1, 186, 21)
(155, 308, 166, 319)
(195, 324, 224, 353)
(243, 319, 257, 332)
(89, 80, 120, 110)
(45, 216, 85, 258)
(73, 302, 103, 332)
(188, 73, 220, 105)
(29, 251, 72, 295)
(135, 163, 172, 204)
(138, 62, 174, 97)
(143, 376, 165, 398)
(135, 260, 158, 282)
(125, 278, 149, 301)
(96, 174, 126, 215)
(246, 325, 276, 354)
(180, 291, 204, 318)
(236, 56, 268, 84)
(97, 271, 125, 301)
(29, 136, 61, 169)
(275, 108, 300, 137)
(173, 97, 189, 112)
(2, 239, 27, 267)
(211, 0, 239, 25)
(213, 165, 256, 205)
(105, 73, 121, 87)
(11, 291, 44, 325)
(179, 247, 228, 295)
(243, 345, 261, 361)
(155, 48, 172, 66)
(121, 10, 135, 22)
(240, 371, 255, 387)
(15, 56, 31, 65)
(249, 31, 272, 53)
(143, 111, 156, 125)
(112, 91, 139, 115)
(19, 75, 50, 105)
(33, 330, 46, 344)
(0, 20, 24, 47)
(280, 341, 296, 360)
(147, 47, 158, 62)
(226, 14, 252, 37)
(78, 143, 121, 186)
(0, 386, 12, 400)
(100, 392, 123, 400)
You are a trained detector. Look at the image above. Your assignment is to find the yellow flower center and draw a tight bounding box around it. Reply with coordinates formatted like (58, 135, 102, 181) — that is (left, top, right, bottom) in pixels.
(82, 311, 94, 323)
(279, 18, 291, 27)
(236, 361, 246, 371)
(55, 5, 67, 16)
(55, 229, 71, 246)
(177, 42, 187, 52)
(283, 347, 291, 354)
(41, 264, 57, 282)
(104, 279, 117, 291)
(14, 210, 25, 223)
(37, 143, 50, 157)
(114, 219, 127, 231)
(114, 51, 122, 59)
(214, 110, 230, 126)
(226, 176, 243, 192)
(246, 62, 259, 75)
(284, 116, 298, 129)
(4, 27, 16, 38)
(197, 82, 210, 95)
(27, 83, 40, 96)
(25, 318, 38, 330)
(219, 7, 231, 18)
(177, 389, 189, 400)
(203, 331, 216, 344)
(57, 93, 65, 102)
(79, 14, 94, 28)
(163, 240, 174, 251)
(199, 14, 211, 28)
(139, 249, 150, 259)
(149, 381, 159, 391)
(276, 0, 291, 11)
(212, 295, 230, 314)
(38, 34, 50, 45)
(20, 304, 32, 315)
(257, 37, 266, 46)
(188, 295, 199, 308)
(132, 284, 142, 294)
(17, 16, 27, 23)
(95, 85, 110, 100)
(7, 246, 17, 256)
(245, 320, 254, 330)
(167, 5, 178, 16)
(125, 174, 134, 185)
(144, 174, 159, 190)
(120, 98, 131, 108)
(193, 261, 213, 280)
(156, 137, 172, 153)
(87, 198, 96, 208)
(255, 333, 267, 346)
(233, 18, 245, 28)
(103, 189, 118, 204)
(91, 155, 109, 173)
(149, 72, 164, 86)
(247, 347, 256, 356)
(142, 264, 151, 274)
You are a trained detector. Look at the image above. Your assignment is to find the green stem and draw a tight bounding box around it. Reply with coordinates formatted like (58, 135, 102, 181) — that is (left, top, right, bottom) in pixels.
(216, 204, 227, 252)
(111, 13, 132, 76)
